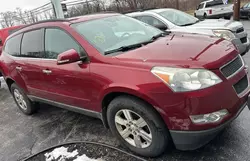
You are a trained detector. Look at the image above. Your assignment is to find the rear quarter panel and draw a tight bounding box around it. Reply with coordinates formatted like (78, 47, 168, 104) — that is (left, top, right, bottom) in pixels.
(0, 52, 28, 92)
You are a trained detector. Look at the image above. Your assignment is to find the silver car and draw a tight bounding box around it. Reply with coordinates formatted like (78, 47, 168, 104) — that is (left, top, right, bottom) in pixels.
(127, 8, 250, 56)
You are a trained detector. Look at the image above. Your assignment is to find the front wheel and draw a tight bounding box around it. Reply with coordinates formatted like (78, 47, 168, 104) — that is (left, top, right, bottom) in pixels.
(107, 96, 170, 157)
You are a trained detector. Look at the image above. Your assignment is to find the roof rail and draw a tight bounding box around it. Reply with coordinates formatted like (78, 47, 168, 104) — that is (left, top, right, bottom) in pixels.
(18, 19, 70, 30)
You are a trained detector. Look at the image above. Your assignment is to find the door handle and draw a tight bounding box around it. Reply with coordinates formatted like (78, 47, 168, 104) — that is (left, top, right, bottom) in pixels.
(16, 66, 22, 71)
(42, 69, 52, 74)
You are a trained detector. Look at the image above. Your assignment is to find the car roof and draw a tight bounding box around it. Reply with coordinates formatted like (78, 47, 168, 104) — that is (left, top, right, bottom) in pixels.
(126, 8, 176, 16)
(8, 12, 120, 39)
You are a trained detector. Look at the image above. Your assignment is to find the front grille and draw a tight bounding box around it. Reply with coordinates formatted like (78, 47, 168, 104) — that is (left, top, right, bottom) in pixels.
(220, 56, 244, 78)
(233, 76, 248, 94)
(236, 27, 244, 33)
(240, 37, 247, 44)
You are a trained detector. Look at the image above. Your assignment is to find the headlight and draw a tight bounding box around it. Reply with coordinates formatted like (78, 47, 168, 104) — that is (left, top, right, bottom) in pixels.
(213, 29, 235, 40)
(151, 67, 222, 92)
(190, 109, 229, 124)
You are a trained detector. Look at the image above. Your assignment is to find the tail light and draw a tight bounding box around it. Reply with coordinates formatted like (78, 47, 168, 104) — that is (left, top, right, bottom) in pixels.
(209, 9, 212, 14)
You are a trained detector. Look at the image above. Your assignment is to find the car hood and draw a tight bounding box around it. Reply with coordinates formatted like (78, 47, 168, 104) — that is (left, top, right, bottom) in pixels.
(115, 32, 238, 69)
(186, 19, 243, 31)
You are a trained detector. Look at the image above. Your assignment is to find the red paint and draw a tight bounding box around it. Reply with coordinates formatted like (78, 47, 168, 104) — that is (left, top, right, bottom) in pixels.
(0, 14, 249, 132)
(57, 49, 81, 65)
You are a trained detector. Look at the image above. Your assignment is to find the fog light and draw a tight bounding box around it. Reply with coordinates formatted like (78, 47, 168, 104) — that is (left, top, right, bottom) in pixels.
(190, 109, 229, 124)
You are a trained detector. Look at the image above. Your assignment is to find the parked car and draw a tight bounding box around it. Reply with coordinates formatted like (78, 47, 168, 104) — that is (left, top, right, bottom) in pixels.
(0, 13, 249, 157)
(240, 2, 250, 20)
(194, 0, 233, 19)
(127, 8, 250, 56)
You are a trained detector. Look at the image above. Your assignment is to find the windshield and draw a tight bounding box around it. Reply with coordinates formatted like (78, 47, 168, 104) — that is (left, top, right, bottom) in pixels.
(71, 15, 163, 54)
(159, 9, 199, 26)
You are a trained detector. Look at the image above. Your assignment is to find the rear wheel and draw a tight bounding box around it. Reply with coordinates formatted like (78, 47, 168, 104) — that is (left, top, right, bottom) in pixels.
(203, 13, 207, 19)
(11, 83, 38, 115)
(107, 96, 170, 157)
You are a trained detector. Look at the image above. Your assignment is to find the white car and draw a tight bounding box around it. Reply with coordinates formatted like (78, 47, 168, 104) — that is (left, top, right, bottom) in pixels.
(127, 8, 250, 56)
(195, 0, 233, 19)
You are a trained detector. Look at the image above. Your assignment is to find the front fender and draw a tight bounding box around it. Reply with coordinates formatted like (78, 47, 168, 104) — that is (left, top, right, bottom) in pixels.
(99, 83, 168, 117)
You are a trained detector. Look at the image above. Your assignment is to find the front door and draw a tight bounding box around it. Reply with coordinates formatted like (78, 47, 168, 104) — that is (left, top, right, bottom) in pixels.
(40, 28, 92, 109)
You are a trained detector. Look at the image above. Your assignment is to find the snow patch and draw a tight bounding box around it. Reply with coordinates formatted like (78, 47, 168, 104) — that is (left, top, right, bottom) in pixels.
(45, 146, 104, 161)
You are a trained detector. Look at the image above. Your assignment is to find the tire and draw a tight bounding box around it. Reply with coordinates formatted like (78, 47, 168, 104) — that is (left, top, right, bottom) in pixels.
(194, 13, 196, 17)
(11, 83, 38, 115)
(203, 13, 207, 19)
(107, 95, 170, 157)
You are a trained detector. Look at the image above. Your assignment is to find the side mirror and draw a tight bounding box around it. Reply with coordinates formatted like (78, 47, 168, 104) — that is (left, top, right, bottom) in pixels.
(57, 49, 81, 65)
(154, 24, 168, 31)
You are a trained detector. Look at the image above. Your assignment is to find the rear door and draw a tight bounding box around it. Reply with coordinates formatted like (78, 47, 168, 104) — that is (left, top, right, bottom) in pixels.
(40, 27, 92, 109)
(19, 29, 47, 98)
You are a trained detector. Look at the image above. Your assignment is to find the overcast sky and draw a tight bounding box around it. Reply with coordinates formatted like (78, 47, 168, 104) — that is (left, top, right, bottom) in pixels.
(0, 0, 83, 12)
(0, 0, 49, 12)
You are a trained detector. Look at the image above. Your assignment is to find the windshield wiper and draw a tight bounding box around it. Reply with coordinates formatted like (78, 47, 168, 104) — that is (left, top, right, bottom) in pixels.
(151, 31, 170, 41)
(104, 32, 170, 55)
(104, 42, 146, 55)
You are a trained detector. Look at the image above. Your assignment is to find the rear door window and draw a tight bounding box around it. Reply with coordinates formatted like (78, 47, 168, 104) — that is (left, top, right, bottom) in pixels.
(21, 29, 44, 58)
(4, 34, 22, 56)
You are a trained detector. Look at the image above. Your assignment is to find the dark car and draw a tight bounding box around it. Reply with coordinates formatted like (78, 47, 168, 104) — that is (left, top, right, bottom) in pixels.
(0, 13, 249, 157)
(240, 3, 250, 19)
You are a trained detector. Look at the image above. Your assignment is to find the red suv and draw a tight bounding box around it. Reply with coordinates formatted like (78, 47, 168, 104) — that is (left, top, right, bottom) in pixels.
(0, 13, 249, 157)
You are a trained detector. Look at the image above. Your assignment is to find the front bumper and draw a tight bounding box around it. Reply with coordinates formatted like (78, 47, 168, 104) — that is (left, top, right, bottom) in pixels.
(170, 102, 248, 150)
(232, 37, 250, 56)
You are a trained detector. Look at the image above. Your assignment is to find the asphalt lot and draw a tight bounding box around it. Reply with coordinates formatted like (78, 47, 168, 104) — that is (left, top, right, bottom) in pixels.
(1, 20, 250, 161)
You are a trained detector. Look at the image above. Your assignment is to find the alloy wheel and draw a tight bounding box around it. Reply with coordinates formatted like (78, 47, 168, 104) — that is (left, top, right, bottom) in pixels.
(115, 109, 152, 148)
(14, 89, 27, 110)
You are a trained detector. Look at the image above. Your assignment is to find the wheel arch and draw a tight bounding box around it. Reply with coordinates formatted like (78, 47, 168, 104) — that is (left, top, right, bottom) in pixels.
(5, 77, 15, 91)
(100, 87, 170, 129)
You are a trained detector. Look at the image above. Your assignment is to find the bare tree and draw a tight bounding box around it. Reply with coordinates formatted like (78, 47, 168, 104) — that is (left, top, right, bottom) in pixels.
(0, 12, 15, 27)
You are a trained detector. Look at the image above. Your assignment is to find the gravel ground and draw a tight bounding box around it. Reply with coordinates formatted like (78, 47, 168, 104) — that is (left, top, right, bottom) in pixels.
(0, 20, 250, 161)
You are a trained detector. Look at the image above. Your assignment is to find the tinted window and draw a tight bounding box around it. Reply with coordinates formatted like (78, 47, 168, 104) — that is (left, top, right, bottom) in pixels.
(136, 16, 165, 27)
(206, 0, 224, 8)
(45, 28, 86, 59)
(4, 34, 22, 56)
(198, 3, 205, 9)
(21, 29, 44, 58)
